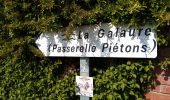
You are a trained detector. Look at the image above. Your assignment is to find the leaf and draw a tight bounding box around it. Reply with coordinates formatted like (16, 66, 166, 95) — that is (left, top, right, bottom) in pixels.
(107, 94, 113, 100)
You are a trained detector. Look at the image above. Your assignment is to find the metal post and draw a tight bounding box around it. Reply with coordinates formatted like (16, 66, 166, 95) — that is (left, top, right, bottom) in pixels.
(80, 57, 89, 100)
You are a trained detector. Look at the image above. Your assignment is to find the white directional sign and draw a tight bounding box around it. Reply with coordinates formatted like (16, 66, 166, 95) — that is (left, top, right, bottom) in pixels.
(36, 23, 157, 58)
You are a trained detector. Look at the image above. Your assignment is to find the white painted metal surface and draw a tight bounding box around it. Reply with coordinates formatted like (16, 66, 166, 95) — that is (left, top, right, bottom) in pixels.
(36, 23, 157, 58)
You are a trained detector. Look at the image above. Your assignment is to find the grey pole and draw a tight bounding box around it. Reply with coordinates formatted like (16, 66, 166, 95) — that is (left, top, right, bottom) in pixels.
(80, 57, 89, 100)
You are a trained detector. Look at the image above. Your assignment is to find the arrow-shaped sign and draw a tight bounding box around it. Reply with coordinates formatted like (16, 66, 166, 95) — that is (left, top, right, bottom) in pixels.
(36, 23, 157, 58)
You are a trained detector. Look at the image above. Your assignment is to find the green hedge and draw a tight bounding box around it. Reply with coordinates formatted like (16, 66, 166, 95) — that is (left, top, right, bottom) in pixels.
(0, 57, 78, 99)
(0, 0, 170, 99)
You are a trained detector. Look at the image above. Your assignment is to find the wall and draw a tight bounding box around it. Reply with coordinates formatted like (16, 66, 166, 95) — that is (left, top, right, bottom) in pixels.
(145, 47, 170, 100)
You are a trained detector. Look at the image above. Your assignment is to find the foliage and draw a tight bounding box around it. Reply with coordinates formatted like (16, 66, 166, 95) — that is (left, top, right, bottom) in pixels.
(93, 60, 154, 100)
(0, 0, 170, 99)
(0, 57, 78, 99)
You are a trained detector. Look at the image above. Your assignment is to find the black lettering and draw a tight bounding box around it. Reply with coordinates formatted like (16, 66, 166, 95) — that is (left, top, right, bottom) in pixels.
(129, 29, 135, 37)
(78, 31, 82, 39)
(151, 39, 156, 52)
(85, 44, 87, 52)
(102, 43, 108, 52)
(84, 33, 89, 39)
(145, 28, 151, 36)
(98, 29, 105, 38)
(120, 30, 126, 37)
(88, 44, 91, 52)
(48, 43, 52, 52)
(92, 46, 96, 52)
(113, 44, 118, 52)
(57, 47, 61, 52)
(114, 27, 119, 37)
(108, 31, 113, 38)
(62, 47, 66, 52)
(71, 46, 75, 52)
(141, 45, 147, 52)
(76, 46, 79, 52)
(133, 45, 139, 52)
(53, 44, 57, 52)
(66, 47, 70, 52)
(138, 28, 143, 36)
(125, 45, 131, 52)
(80, 46, 84, 52)
(120, 44, 124, 52)
(109, 43, 112, 52)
